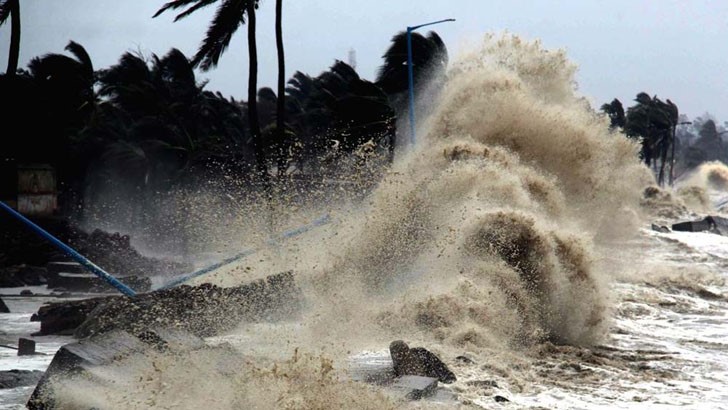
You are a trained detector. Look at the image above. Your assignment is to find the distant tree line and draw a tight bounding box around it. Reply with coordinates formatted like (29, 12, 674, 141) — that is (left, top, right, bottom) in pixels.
(0, 0, 448, 217)
(601, 94, 727, 186)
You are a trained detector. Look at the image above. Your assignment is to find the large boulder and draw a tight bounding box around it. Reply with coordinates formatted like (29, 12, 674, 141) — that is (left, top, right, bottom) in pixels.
(389, 340, 457, 384)
(32, 296, 108, 336)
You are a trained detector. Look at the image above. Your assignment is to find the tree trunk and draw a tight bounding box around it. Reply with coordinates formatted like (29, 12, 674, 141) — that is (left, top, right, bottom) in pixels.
(275, 0, 286, 177)
(669, 126, 676, 186)
(246, 2, 265, 187)
(6, 0, 20, 76)
(658, 140, 667, 186)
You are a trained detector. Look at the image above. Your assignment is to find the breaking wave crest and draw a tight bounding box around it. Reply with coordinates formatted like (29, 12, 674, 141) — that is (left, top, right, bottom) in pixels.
(327, 33, 651, 350)
(681, 161, 728, 191)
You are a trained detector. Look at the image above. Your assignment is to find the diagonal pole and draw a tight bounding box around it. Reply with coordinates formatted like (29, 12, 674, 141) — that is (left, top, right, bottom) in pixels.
(156, 214, 331, 290)
(0, 201, 137, 297)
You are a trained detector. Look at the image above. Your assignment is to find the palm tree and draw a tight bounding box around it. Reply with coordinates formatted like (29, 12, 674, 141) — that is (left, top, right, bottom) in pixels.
(625, 92, 674, 186)
(600, 98, 625, 130)
(13, 41, 98, 215)
(275, 0, 285, 170)
(284, 61, 396, 171)
(95, 48, 252, 181)
(0, 0, 20, 76)
(153, 0, 266, 182)
(376, 30, 448, 97)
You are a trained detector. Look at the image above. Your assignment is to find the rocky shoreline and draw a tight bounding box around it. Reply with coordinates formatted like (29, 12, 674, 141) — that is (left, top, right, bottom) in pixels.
(0, 215, 189, 289)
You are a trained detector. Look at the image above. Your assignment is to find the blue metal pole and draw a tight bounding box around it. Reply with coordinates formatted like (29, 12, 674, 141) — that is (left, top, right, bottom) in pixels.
(156, 214, 331, 290)
(407, 27, 416, 146)
(405, 18, 455, 148)
(0, 201, 137, 297)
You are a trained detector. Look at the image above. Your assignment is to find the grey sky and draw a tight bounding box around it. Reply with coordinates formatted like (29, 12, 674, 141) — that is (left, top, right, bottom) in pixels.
(2, 0, 727, 122)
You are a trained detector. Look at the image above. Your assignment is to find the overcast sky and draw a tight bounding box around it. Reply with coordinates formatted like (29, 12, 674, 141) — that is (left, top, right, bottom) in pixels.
(2, 0, 727, 122)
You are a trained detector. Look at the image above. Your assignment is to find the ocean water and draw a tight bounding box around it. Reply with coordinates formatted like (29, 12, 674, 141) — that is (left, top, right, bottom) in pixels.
(4, 33, 728, 409)
(0, 288, 73, 410)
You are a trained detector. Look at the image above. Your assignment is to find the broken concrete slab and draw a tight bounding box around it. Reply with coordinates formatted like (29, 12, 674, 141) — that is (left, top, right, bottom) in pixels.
(27, 327, 205, 409)
(672, 215, 728, 235)
(46, 271, 151, 293)
(390, 375, 438, 400)
(27, 330, 147, 409)
(672, 218, 712, 233)
(46, 260, 151, 293)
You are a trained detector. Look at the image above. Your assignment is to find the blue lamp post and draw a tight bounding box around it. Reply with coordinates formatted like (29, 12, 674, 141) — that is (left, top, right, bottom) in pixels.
(407, 18, 455, 146)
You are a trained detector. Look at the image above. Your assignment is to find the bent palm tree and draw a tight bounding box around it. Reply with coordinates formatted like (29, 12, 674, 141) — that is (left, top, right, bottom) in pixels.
(600, 98, 625, 130)
(154, 0, 266, 181)
(0, 0, 20, 76)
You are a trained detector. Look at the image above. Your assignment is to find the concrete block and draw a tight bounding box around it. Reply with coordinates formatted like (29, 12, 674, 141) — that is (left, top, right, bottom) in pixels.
(17, 338, 35, 356)
(390, 375, 438, 400)
(27, 326, 205, 409)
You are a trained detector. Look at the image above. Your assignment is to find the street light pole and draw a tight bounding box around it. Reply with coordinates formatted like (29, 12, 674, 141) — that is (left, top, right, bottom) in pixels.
(407, 18, 455, 147)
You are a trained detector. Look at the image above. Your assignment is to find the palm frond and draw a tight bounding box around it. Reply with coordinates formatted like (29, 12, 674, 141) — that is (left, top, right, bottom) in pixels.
(158, 48, 197, 90)
(65, 41, 94, 79)
(0, 0, 13, 25)
(153, 0, 215, 20)
(192, 1, 247, 70)
(28, 54, 82, 80)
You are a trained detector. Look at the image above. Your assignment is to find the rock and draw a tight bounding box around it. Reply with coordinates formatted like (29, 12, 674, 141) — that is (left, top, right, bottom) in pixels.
(390, 375, 438, 400)
(455, 355, 475, 364)
(0, 266, 26, 287)
(467, 380, 499, 388)
(32, 296, 108, 336)
(20, 289, 33, 296)
(17, 338, 36, 356)
(651, 224, 671, 233)
(0, 296, 8, 313)
(0, 370, 44, 389)
(494, 395, 510, 403)
(0, 265, 47, 287)
(696, 288, 724, 300)
(1, 217, 189, 289)
(19, 265, 47, 285)
(389, 340, 457, 383)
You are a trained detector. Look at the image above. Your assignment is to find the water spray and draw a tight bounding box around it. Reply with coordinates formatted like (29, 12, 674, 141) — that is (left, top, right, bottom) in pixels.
(157, 214, 332, 289)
